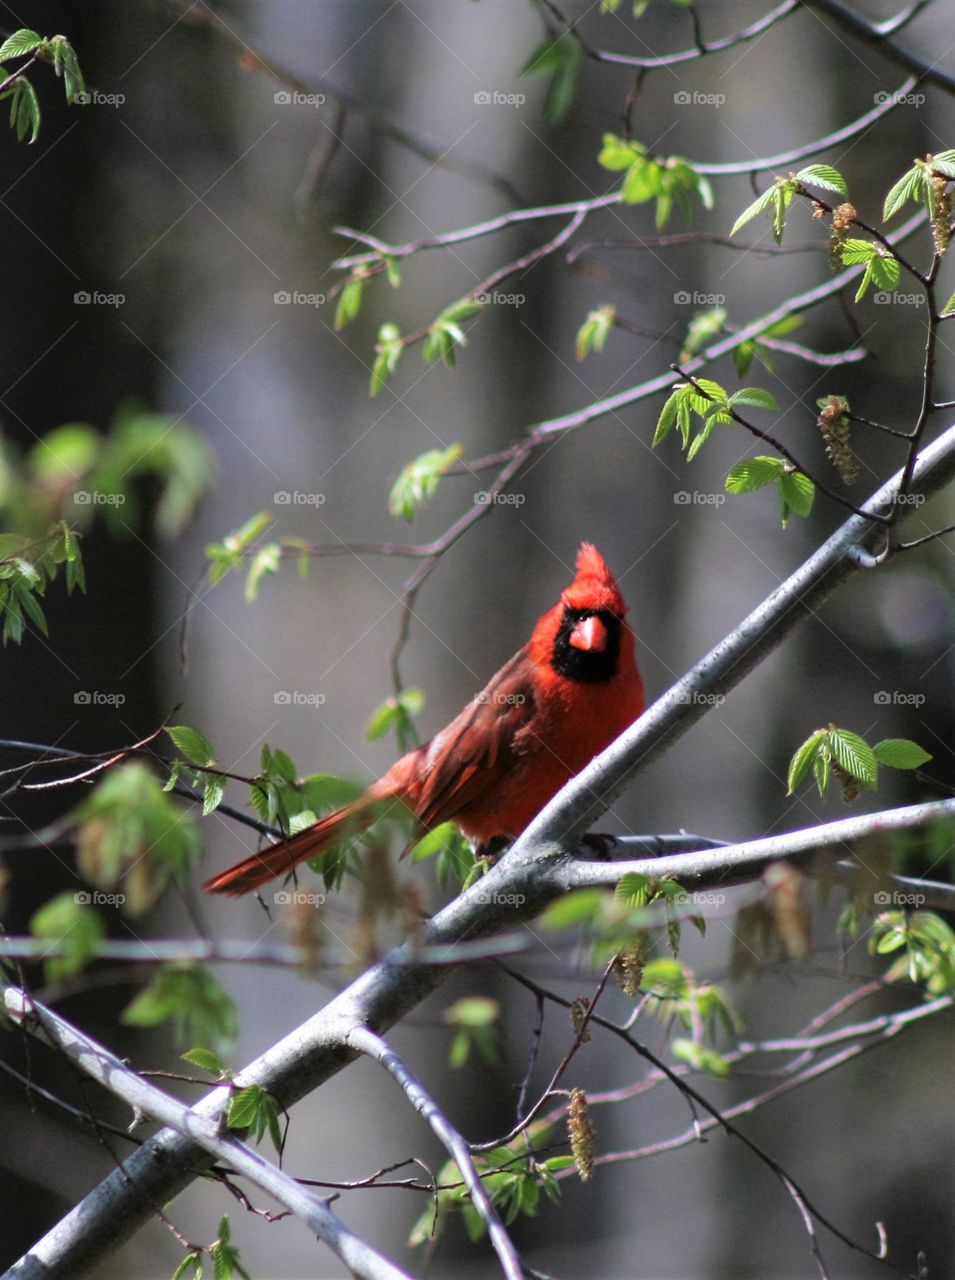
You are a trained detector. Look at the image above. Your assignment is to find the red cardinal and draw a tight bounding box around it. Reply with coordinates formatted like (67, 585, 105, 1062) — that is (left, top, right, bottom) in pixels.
(204, 544, 645, 895)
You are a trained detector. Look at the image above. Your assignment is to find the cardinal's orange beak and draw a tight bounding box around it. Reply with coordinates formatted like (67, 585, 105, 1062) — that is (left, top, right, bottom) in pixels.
(568, 614, 607, 652)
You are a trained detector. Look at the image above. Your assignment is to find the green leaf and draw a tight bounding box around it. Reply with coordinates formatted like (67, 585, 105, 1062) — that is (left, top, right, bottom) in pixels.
(335, 275, 366, 330)
(873, 739, 932, 769)
(653, 386, 683, 446)
(795, 164, 848, 196)
(615, 872, 651, 908)
(8, 77, 40, 144)
(730, 186, 777, 237)
(388, 444, 462, 521)
(0, 29, 43, 59)
(725, 456, 784, 494)
(122, 963, 238, 1049)
(729, 387, 779, 412)
(597, 132, 645, 171)
(172, 1251, 203, 1280)
(370, 321, 403, 395)
(576, 305, 615, 360)
(787, 728, 829, 795)
(444, 996, 500, 1028)
(244, 541, 281, 601)
(540, 889, 607, 929)
(30, 893, 104, 984)
(167, 725, 216, 768)
(672, 1038, 730, 1077)
(681, 307, 726, 360)
(182, 1047, 226, 1075)
(883, 166, 925, 222)
(828, 728, 878, 788)
(202, 772, 227, 817)
(366, 688, 425, 741)
(521, 36, 583, 124)
(777, 469, 815, 524)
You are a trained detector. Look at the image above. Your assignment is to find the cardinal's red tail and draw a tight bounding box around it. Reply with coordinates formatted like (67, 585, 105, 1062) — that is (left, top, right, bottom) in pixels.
(203, 796, 382, 896)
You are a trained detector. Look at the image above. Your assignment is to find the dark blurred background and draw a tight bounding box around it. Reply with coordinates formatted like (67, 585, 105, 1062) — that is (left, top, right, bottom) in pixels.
(1, 1, 953, 1276)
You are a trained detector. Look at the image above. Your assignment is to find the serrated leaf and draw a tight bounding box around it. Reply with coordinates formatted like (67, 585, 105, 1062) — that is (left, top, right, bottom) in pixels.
(795, 164, 848, 196)
(730, 186, 777, 237)
(182, 1046, 226, 1075)
(883, 167, 924, 222)
(615, 872, 651, 907)
(653, 387, 683, 446)
(0, 29, 43, 60)
(873, 738, 932, 769)
(725, 456, 784, 494)
(167, 725, 216, 768)
(787, 729, 829, 794)
(778, 469, 815, 524)
(202, 772, 227, 816)
(729, 387, 779, 412)
(828, 728, 878, 787)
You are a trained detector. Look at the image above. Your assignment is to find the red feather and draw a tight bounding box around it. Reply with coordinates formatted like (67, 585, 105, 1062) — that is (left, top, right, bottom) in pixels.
(203, 544, 645, 895)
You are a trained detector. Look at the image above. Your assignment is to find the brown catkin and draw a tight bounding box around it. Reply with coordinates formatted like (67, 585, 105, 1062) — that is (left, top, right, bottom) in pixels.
(570, 997, 592, 1043)
(613, 943, 645, 996)
(817, 396, 857, 485)
(829, 202, 856, 267)
(568, 1088, 595, 1182)
(931, 175, 951, 255)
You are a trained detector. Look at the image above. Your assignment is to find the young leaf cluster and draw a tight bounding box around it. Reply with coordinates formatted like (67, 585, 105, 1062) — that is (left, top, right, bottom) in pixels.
(598, 133, 713, 228)
(0, 30, 85, 144)
(0, 523, 83, 645)
(74, 762, 203, 915)
(165, 724, 228, 817)
(731, 165, 847, 244)
(122, 963, 238, 1049)
(787, 727, 931, 800)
